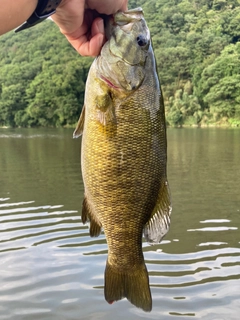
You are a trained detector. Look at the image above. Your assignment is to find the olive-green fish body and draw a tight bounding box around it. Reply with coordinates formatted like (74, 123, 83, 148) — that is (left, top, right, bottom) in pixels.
(74, 8, 171, 312)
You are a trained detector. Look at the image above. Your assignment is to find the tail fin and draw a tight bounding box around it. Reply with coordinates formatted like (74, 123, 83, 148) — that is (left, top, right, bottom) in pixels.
(104, 260, 152, 312)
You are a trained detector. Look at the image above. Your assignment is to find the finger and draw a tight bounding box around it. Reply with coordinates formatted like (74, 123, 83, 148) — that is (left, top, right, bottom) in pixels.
(66, 31, 104, 57)
(87, 0, 128, 15)
(88, 32, 105, 56)
(121, 0, 128, 11)
(91, 17, 104, 37)
(65, 17, 105, 57)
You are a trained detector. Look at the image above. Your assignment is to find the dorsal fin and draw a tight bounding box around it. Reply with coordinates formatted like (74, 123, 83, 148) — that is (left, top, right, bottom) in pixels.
(73, 105, 85, 138)
(144, 180, 172, 244)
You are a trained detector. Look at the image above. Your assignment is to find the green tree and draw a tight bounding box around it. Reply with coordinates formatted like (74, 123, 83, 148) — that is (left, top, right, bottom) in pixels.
(198, 43, 240, 122)
(0, 0, 240, 127)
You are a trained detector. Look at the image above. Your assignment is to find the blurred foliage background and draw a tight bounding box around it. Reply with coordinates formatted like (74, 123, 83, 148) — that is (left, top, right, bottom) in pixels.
(0, 0, 240, 127)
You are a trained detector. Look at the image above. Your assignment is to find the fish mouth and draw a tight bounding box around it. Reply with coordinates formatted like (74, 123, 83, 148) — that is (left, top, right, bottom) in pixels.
(100, 75, 120, 89)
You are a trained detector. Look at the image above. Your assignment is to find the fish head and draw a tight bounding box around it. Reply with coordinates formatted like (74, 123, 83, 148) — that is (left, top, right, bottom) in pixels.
(97, 8, 150, 92)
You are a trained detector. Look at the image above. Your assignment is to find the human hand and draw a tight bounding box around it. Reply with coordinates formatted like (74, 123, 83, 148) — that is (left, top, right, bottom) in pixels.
(52, 0, 128, 57)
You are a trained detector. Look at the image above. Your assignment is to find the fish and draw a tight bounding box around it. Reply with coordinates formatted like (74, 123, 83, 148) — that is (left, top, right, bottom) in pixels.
(73, 7, 172, 312)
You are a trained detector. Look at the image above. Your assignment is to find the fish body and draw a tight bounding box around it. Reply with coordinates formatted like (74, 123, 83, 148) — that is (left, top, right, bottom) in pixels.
(74, 8, 171, 312)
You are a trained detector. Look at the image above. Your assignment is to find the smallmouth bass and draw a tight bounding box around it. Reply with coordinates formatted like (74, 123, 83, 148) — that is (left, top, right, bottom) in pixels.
(74, 8, 172, 312)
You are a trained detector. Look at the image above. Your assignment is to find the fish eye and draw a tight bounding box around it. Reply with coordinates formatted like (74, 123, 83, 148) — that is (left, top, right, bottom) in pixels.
(136, 35, 148, 47)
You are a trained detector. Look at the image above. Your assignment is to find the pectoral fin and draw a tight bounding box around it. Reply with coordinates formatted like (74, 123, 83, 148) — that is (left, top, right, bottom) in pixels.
(144, 180, 172, 245)
(73, 105, 85, 138)
(96, 93, 116, 126)
(82, 195, 102, 237)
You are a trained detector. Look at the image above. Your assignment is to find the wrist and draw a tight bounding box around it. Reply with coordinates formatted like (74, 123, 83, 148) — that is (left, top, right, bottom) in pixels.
(15, 0, 63, 32)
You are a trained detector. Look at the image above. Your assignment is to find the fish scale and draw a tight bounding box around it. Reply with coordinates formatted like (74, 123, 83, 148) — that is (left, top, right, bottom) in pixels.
(74, 8, 172, 312)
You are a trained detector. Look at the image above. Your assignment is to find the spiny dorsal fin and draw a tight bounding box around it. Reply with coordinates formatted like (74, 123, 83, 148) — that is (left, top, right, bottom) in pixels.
(144, 180, 172, 244)
(82, 195, 102, 237)
(73, 105, 85, 138)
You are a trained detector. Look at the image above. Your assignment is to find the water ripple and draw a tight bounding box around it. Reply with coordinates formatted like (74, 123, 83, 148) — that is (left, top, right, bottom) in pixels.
(0, 196, 239, 319)
(0, 199, 82, 253)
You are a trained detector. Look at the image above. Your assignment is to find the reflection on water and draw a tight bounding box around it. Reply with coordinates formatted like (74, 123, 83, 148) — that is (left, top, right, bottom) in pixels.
(0, 128, 239, 320)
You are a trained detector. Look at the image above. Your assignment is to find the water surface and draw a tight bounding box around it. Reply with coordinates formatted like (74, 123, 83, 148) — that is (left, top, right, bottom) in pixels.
(0, 128, 239, 320)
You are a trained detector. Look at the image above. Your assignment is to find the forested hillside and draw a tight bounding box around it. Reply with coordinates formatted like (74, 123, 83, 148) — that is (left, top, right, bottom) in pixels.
(0, 0, 240, 127)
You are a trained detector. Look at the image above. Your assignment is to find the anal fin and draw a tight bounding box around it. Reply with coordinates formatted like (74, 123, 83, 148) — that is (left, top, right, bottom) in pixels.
(144, 180, 172, 244)
(82, 196, 102, 237)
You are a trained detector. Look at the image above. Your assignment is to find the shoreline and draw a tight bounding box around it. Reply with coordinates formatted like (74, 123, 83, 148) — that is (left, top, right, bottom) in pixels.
(1, 124, 240, 129)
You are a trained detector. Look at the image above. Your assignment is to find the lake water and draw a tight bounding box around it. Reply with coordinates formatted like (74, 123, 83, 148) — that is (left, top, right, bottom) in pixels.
(0, 127, 239, 320)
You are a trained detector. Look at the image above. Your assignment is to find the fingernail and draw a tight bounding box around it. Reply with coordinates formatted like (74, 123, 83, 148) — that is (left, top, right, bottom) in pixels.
(98, 34, 104, 49)
(96, 18, 104, 34)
